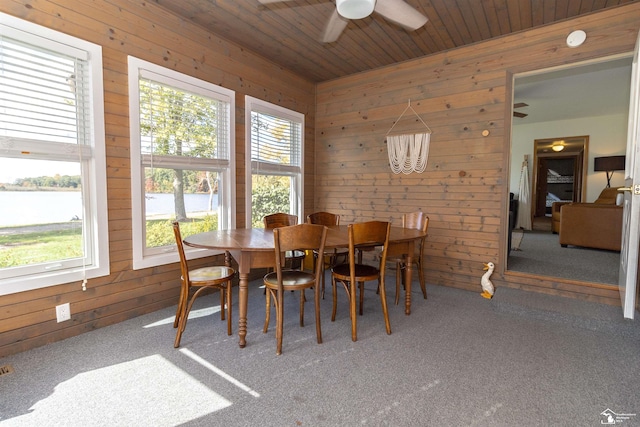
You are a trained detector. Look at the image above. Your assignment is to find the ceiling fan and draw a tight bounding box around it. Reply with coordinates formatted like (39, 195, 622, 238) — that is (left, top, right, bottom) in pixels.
(513, 102, 529, 118)
(257, 0, 428, 43)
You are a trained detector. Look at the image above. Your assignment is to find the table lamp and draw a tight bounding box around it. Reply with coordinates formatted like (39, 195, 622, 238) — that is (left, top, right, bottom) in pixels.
(594, 155, 625, 188)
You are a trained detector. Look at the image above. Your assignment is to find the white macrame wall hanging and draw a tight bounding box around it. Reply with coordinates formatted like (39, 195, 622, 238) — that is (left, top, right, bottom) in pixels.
(386, 100, 431, 174)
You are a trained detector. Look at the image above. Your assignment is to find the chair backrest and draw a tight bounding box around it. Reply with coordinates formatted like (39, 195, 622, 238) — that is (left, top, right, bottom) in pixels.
(273, 223, 328, 285)
(263, 212, 298, 229)
(402, 211, 429, 233)
(402, 211, 429, 258)
(348, 221, 391, 274)
(172, 221, 190, 283)
(307, 211, 340, 226)
(595, 187, 622, 204)
(403, 211, 429, 255)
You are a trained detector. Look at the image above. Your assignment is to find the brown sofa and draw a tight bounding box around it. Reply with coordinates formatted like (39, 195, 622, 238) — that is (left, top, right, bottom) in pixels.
(558, 187, 623, 251)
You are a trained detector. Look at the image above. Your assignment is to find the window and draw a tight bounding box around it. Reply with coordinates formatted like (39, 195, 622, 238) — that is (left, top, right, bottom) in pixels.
(245, 96, 304, 228)
(0, 13, 108, 295)
(128, 57, 235, 269)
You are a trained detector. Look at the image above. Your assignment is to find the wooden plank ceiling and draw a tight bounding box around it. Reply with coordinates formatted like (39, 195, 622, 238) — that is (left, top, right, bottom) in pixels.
(153, 0, 637, 82)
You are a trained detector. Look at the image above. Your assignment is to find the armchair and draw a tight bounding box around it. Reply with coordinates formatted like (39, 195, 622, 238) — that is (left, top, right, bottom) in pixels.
(551, 201, 571, 234)
(558, 187, 623, 251)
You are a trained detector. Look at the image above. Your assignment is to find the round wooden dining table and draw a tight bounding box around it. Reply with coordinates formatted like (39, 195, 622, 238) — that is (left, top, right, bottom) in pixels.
(183, 224, 425, 348)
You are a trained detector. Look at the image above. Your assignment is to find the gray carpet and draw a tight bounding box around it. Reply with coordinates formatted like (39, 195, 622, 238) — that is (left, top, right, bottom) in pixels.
(1, 277, 639, 426)
(508, 230, 620, 285)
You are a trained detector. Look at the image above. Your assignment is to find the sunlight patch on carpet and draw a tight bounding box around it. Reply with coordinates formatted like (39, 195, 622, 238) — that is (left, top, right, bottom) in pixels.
(143, 306, 222, 328)
(7, 355, 230, 426)
(180, 348, 260, 398)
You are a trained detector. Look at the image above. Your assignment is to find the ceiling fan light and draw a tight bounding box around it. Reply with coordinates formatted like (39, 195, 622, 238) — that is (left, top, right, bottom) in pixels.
(336, 0, 375, 20)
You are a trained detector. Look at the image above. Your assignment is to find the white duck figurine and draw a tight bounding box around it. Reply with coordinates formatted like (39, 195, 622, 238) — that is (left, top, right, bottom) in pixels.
(481, 262, 495, 299)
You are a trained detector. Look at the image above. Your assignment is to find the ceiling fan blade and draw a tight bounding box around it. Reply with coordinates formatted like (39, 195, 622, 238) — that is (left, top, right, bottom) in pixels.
(513, 111, 528, 118)
(374, 0, 428, 31)
(513, 102, 529, 108)
(321, 9, 349, 43)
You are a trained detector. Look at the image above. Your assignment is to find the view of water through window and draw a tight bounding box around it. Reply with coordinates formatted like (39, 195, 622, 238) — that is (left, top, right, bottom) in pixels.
(0, 192, 219, 227)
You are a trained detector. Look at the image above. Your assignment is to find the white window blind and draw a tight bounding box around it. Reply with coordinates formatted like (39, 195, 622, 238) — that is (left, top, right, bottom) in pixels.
(0, 35, 91, 148)
(251, 110, 301, 172)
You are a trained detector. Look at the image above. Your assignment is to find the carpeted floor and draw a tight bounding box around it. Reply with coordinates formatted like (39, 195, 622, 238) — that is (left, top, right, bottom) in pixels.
(508, 230, 620, 284)
(0, 277, 638, 426)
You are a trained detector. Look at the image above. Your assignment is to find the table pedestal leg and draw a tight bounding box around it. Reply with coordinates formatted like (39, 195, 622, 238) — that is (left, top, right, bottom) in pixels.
(238, 272, 248, 347)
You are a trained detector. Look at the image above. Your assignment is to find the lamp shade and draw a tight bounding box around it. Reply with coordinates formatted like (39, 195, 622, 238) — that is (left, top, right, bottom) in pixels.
(594, 155, 625, 172)
(336, 0, 376, 19)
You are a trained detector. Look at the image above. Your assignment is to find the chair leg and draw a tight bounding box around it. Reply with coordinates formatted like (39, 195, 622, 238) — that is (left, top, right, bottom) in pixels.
(220, 287, 225, 321)
(417, 260, 427, 299)
(173, 302, 181, 328)
(323, 252, 340, 299)
(331, 276, 338, 322)
(378, 279, 391, 335)
(299, 289, 305, 327)
(276, 289, 284, 355)
(226, 282, 233, 336)
(174, 296, 189, 348)
(314, 284, 322, 344)
(359, 281, 364, 316)
(174, 287, 202, 348)
(263, 288, 271, 333)
(321, 254, 329, 300)
(173, 282, 188, 328)
(395, 260, 402, 305)
(314, 252, 329, 300)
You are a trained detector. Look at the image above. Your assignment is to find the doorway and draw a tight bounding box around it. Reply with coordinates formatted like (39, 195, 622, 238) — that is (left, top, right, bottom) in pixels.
(531, 136, 587, 230)
(535, 157, 576, 217)
(506, 55, 631, 285)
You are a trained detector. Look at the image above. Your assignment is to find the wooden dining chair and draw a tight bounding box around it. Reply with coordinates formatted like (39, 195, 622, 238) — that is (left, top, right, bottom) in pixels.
(306, 211, 348, 298)
(263, 223, 328, 355)
(331, 220, 391, 341)
(391, 212, 429, 304)
(263, 213, 305, 270)
(172, 221, 235, 348)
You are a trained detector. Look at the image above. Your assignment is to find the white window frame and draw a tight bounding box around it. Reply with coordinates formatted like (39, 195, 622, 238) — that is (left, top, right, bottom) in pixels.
(128, 57, 236, 270)
(0, 13, 109, 295)
(245, 96, 304, 228)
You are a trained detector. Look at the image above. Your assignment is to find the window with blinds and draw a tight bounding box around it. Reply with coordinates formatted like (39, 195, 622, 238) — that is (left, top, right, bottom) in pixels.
(250, 111, 301, 171)
(0, 36, 90, 146)
(0, 13, 109, 295)
(245, 96, 304, 228)
(128, 57, 236, 270)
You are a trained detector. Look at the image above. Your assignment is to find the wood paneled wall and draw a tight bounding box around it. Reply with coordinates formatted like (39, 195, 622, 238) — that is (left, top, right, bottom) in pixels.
(0, 0, 316, 357)
(1, 0, 638, 358)
(315, 4, 640, 305)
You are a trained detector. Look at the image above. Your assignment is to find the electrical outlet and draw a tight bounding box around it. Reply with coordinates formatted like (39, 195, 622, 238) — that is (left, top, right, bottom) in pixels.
(56, 303, 71, 323)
